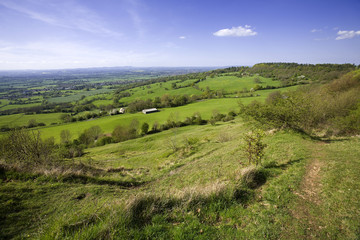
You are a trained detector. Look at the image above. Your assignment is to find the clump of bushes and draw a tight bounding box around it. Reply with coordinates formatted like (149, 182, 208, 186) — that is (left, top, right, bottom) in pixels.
(0, 128, 57, 166)
(241, 70, 360, 136)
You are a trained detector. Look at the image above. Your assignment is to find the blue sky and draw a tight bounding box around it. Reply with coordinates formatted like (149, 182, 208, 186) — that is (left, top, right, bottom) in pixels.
(0, 0, 359, 70)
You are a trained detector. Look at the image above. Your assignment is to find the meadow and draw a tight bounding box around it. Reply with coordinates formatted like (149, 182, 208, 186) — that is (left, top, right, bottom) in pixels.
(1, 64, 359, 239)
(1, 117, 359, 239)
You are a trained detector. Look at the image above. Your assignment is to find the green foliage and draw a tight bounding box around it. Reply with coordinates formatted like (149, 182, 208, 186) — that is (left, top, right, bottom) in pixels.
(0, 128, 57, 166)
(60, 129, 72, 144)
(112, 120, 139, 142)
(243, 70, 360, 136)
(78, 125, 103, 146)
(141, 122, 149, 135)
(242, 129, 267, 166)
(250, 62, 356, 85)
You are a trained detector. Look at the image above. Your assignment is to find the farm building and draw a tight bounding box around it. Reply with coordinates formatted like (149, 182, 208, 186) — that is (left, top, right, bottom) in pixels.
(142, 108, 159, 114)
(109, 108, 126, 115)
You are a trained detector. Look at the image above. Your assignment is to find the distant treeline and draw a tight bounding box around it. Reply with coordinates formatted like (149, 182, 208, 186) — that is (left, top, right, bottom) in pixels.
(248, 63, 357, 85)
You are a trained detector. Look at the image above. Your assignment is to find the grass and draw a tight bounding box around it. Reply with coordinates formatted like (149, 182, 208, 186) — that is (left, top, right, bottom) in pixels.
(1, 115, 359, 239)
(0, 113, 64, 128)
(48, 89, 112, 104)
(284, 138, 360, 239)
(38, 98, 241, 142)
(198, 75, 280, 92)
(118, 80, 203, 104)
(0, 102, 42, 111)
(22, 86, 295, 142)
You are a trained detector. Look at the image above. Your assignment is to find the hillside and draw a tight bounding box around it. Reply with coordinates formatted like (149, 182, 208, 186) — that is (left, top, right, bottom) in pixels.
(1, 64, 360, 239)
(1, 118, 360, 239)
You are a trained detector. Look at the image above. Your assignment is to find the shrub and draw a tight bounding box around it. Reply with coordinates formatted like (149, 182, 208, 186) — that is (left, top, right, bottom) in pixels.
(242, 129, 267, 166)
(96, 136, 114, 146)
(78, 125, 102, 146)
(141, 122, 149, 135)
(0, 128, 57, 165)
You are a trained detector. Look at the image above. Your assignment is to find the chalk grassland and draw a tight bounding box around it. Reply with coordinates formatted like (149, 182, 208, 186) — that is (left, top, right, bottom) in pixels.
(1, 117, 359, 239)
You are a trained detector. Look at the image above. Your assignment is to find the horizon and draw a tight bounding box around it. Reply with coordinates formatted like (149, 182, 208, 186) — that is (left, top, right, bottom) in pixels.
(0, 0, 360, 70)
(0, 62, 358, 72)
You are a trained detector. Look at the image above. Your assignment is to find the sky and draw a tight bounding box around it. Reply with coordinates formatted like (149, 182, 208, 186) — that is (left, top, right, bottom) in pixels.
(0, 0, 359, 70)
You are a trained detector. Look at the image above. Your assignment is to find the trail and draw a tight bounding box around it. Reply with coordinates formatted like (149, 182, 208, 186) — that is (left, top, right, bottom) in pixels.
(285, 141, 326, 239)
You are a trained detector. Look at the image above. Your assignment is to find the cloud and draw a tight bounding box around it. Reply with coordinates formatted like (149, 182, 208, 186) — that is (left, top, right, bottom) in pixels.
(213, 25, 257, 37)
(0, 0, 121, 37)
(311, 29, 322, 33)
(336, 30, 360, 40)
(179, 36, 186, 39)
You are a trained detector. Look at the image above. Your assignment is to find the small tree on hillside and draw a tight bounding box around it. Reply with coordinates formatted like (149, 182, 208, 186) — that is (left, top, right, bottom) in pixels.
(242, 129, 267, 166)
(141, 122, 149, 135)
(60, 129, 72, 145)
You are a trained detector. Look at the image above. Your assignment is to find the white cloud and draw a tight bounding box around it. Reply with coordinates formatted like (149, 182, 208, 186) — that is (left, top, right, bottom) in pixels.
(311, 29, 322, 33)
(213, 25, 257, 37)
(336, 30, 360, 40)
(179, 36, 186, 39)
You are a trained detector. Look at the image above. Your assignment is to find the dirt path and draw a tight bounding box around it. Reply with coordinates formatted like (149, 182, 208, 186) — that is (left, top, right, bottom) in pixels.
(285, 142, 326, 239)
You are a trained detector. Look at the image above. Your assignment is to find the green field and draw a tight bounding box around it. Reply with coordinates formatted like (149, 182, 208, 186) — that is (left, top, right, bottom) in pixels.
(39, 84, 298, 142)
(0, 113, 63, 128)
(48, 89, 113, 104)
(39, 98, 241, 141)
(198, 75, 280, 92)
(118, 80, 203, 104)
(0, 102, 42, 111)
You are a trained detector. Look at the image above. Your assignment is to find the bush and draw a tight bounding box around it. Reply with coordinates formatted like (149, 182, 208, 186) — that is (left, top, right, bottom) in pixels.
(96, 136, 114, 146)
(78, 126, 102, 146)
(58, 144, 85, 158)
(0, 129, 57, 165)
(242, 129, 267, 166)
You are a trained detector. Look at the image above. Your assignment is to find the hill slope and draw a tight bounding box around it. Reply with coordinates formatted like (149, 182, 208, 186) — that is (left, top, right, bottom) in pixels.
(1, 118, 359, 239)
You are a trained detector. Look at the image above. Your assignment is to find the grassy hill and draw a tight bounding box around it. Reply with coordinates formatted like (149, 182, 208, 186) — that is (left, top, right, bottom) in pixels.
(1, 117, 359, 239)
(1, 64, 359, 239)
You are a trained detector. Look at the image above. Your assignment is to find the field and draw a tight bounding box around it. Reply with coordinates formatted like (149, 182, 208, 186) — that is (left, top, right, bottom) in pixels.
(197, 75, 280, 92)
(0, 113, 64, 128)
(1, 117, 359, 239)
(37, 84, 297, 142)
(48, 89, 113, 104)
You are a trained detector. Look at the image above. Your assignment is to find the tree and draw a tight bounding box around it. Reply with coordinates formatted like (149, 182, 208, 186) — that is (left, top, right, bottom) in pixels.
(141, 122, 149, 135)
(78, 126, 102, 146)
(27, 119, 38, 128)
(243, 129, 267, 166)
(60, 129, 72, 145)
(0, 128, 56, 165)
